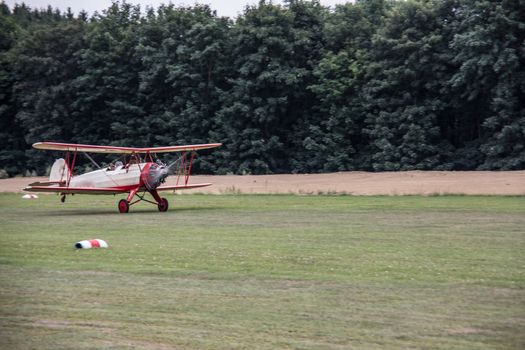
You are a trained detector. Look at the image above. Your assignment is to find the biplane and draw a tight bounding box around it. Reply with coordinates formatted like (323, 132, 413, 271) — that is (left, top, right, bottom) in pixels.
(23, 142, 221, 213)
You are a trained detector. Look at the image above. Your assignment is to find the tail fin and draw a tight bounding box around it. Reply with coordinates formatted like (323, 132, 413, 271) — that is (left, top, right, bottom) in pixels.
(49, 158, 66, 182)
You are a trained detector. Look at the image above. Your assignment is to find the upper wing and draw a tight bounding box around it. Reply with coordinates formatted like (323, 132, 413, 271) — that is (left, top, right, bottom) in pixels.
(139, 144, 222, 153)
(33, 142, 222, 154)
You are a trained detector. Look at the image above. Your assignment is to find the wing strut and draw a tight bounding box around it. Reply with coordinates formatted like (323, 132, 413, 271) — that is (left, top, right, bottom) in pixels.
(186, 151, 196, 185)
(83, 152, 101, 169)
(64, 150, 78, 186)
(175, 151, 197, 186)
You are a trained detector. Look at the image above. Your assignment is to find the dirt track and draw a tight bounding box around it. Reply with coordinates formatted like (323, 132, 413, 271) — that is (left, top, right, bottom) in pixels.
(2, 171, 524, 195)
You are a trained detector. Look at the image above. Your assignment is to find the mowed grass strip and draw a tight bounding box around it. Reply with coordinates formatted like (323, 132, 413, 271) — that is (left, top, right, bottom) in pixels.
(0, 193, 524, 349)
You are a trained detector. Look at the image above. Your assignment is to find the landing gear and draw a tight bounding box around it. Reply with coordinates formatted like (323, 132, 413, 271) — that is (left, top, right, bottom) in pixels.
(150, 190, 169, 213)
(118, 190, 169, 213)
(118, 199, 129, 213)
(157, 198, 169, 212)
(60, 194, 66, 203)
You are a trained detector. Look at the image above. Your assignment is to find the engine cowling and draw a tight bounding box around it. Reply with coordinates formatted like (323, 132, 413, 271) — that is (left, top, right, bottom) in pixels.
(140, 162, 169, 191)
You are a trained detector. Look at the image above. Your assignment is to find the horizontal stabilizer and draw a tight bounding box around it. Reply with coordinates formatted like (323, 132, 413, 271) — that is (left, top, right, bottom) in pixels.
(28, 181, 66, 187)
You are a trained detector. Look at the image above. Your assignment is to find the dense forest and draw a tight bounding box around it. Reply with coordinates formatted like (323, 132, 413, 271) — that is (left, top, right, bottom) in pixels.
(0, 0, 523, 176)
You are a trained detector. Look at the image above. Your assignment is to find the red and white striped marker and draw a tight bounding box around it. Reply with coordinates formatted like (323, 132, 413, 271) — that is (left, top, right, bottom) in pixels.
(74, 239, 108, 249)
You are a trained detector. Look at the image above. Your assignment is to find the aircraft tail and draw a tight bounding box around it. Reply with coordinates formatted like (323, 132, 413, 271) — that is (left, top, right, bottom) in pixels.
(49, 158, 66, 182)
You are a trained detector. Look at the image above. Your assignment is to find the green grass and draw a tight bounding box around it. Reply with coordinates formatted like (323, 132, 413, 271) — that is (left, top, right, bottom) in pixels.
(1, 193, 524, 349)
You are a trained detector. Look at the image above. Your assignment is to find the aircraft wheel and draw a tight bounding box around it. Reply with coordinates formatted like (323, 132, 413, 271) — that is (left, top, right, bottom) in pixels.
(60, 194, 66, 203)
(118, 199, 129, 213)
(158, 198, 169, 212)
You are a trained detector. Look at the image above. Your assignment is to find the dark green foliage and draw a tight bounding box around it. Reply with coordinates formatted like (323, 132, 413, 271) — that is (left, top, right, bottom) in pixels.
(73, 2, 143, 147)
(135, 4, 231, 172)
(448, 0, 525, 169)
(304, 0, 389, 172)
(0, 3, 25, 175)
(1, 0, 523, 176)
(362, 0, 451, 170)
(216, 0, 325, 174)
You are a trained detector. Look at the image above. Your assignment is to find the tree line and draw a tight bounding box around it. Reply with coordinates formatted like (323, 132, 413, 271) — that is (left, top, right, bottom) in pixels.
(0, 0, 523, 176)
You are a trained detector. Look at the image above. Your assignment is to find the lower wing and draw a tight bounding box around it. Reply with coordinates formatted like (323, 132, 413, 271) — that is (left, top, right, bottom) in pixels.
(156, 183, 212, 191)
(24, 186, 130, 195)
(24, 183, 212, 194)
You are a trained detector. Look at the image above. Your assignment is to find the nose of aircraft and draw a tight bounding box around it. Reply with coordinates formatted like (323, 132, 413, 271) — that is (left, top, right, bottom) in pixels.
(142, 163, 169, 191)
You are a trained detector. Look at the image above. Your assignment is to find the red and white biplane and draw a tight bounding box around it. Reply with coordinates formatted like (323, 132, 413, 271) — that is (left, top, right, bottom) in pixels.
(24, 142, 221, 213)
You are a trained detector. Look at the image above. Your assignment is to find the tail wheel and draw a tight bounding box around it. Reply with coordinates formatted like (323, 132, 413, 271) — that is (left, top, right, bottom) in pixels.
(118, 199, 129, 213)
(158, 198, 169, 212)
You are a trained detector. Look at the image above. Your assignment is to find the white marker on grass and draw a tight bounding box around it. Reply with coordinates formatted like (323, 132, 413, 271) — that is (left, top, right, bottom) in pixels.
(22, 194, 38, 199)
(74, 239, 108, 249)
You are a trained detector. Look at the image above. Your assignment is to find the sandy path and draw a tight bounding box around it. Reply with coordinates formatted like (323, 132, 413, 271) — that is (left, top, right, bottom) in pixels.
(2, 171, 524, 195)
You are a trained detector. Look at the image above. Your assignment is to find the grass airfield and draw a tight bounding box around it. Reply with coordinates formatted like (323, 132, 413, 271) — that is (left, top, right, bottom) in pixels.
(0, 193, 524, 349)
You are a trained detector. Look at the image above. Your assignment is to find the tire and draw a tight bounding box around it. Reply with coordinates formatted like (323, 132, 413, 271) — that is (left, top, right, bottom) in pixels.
(118, 199, 129, 213)
(157, 198, 169, 212)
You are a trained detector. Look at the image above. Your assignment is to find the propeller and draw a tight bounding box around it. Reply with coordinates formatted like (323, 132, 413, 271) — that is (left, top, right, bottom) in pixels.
(141, 158, 182, 191)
